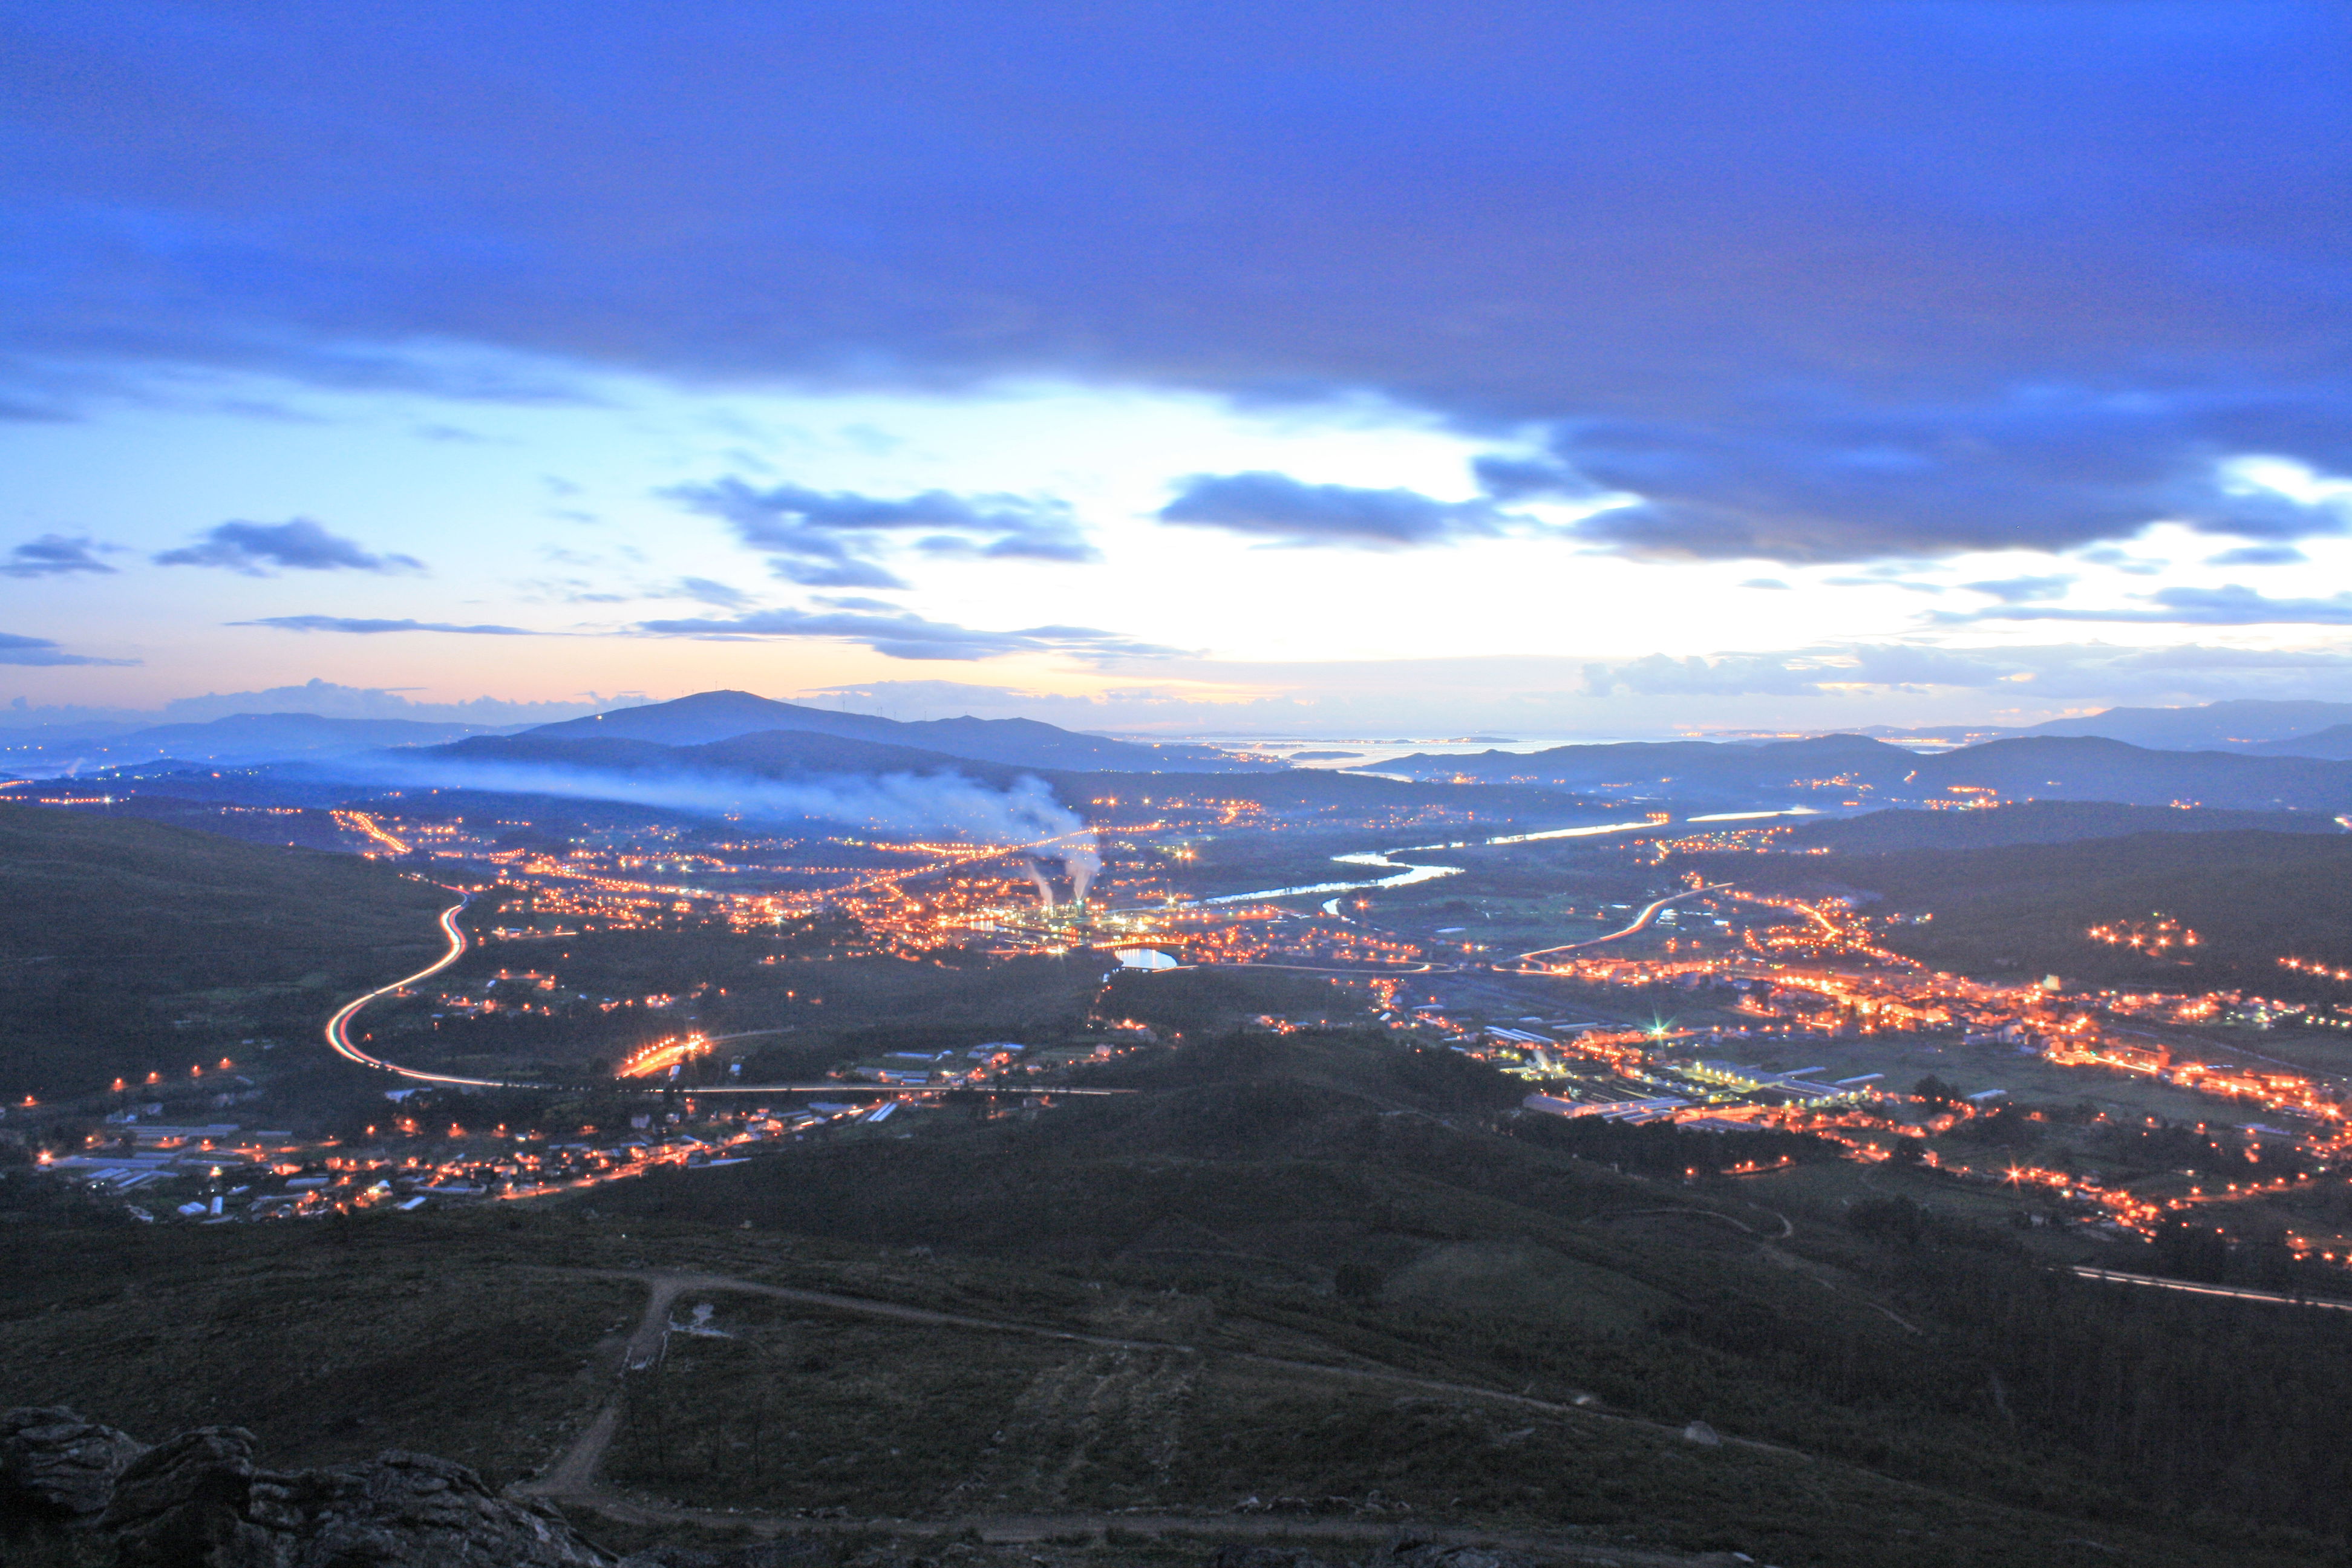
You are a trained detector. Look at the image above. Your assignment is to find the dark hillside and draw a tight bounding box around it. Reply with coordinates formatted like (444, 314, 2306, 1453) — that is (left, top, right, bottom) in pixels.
(582, 1029, 2352, 1558)
(520, 688, 1266, 771)
(0, 1207, 2309, 1568)
(0, 803, 448, 1096)
(1906, 734, 2352, 811)
(2020, 697, 2352, 749)
(434, 728, 1001, 782)
(1780, 800, 2346, 853)
(1371, 731, 2352, 812)
(2251, 721, 2352, 760)
(1745, 829, 2352, 986)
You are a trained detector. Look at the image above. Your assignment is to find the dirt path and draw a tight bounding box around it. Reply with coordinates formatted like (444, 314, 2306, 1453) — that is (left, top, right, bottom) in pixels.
(564, 1490, 1740, 1566)
(514, 1265, 1796, 1520)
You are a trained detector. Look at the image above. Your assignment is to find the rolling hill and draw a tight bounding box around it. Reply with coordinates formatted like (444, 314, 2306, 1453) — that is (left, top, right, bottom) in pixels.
(563, 1028, 2348, 1564)
(521, 689, 1271, 772)
(2016, 697, 2352, 749)
(1872, 699, 2352, 751)
(1368, 732, 2352, 812)
(0, 711, 520, 768)
(0, 803, 450, 1097)
(1745, 828, 2352, 989)
(2250, 722, 2352, 760)
(1774, 800, 2347, 854)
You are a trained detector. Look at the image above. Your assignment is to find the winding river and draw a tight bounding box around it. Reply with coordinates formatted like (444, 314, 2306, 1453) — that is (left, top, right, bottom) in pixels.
(1195, 807, 1823, 909)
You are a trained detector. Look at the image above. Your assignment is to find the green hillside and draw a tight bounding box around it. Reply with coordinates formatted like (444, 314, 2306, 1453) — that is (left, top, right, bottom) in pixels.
(10, 1030, 2352, 1564)
(1781, 800, 2345, 854)
(570, 1031, 2350, 1564)
(0, 803, 450, 1096)
(1745, 828, 2352, 988)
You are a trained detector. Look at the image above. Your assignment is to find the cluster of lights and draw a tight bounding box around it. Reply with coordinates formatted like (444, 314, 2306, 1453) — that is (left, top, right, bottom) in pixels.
(2085, 915, 2200, 954)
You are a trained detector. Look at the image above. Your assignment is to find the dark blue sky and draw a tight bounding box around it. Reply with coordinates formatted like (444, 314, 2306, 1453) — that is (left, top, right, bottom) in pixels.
(0, 2, 2346, 730)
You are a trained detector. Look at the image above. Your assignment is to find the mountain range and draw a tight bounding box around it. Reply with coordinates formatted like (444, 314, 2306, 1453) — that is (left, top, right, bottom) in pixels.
(517, 689, 1269, 771)
(1868, 697, 2352, 753)
(0, 690, 1270, 777)
(0, 711, 523, 767)
(1365, 731, 2352, 813)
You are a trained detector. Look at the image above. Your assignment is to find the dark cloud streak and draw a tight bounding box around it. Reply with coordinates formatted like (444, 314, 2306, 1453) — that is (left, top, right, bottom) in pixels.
(232, 615, 534, 635)
(1, 534, 116, 578)
(635, 605, 1181, 663)
(155, 519, 424, 575)
(0, 632, 136, 666)
(1941, 584, 2352, 626)
(1157, 471, 1518, 548)
(668, 479, 1094, 587)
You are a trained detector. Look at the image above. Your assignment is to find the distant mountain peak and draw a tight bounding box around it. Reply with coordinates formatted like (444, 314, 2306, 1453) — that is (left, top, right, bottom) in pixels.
(524, 690, 1278, 773)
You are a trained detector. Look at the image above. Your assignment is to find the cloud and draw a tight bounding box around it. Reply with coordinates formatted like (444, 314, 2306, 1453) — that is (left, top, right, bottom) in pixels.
(1739, 578, 1791, 590)
(1581, 653, 1828, 699)
(668, 479, 1094, 587)
(154, 518, 424, 575)
(635, 606, 1182, 663)
(1945, 584, 2352, 626)
(1469, 456, 1599, 503)
(1961, 574, 2073, 604)
(4, 10, 2347, 565)
(1578, 642, 2027, 700)
(1, 534, 117, 578)
(152, 680, 630, 725)
(370, 753, 1095, 858)
(2206, 543, 2308, 566)
(668, 577, 758, 609)
(0, 680, 637, 730)
(231, 615, 536, 635)
(2074, 546, 2167, 577)
(1823, 576, 1944, 595)
(1157, 472, 1517, 548)
(1508, 397, 2352, 564)
(0, 632, 136, 666)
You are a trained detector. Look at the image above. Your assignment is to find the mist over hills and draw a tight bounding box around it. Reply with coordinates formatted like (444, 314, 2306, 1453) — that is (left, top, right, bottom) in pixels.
(434, 727, 1018, 786)
(0, 690, 1270, 780)
(0, 711, 524, 768)
(21, 693, 2352, 849)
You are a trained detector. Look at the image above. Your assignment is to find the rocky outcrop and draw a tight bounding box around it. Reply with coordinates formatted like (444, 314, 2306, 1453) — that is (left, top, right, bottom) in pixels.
(100, 1426, 615, 1568)
(1, 1405, 150, 1518)
(0, 1411, 616, 1568)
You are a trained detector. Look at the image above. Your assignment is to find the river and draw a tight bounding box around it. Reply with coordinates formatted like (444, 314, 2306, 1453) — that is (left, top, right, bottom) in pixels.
(1196, 808, 1821, 907)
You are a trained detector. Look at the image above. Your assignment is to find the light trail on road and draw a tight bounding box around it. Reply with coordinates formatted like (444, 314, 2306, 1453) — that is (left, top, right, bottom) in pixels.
(321, 902, 518, 1088)
(324, 900, 1136, 1096)
(2071, 1265, 2352, 1312)
(1515, 887, 1717, 965)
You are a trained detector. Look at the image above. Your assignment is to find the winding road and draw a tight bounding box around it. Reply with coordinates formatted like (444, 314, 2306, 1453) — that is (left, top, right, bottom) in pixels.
(322, 901, 514, 1088)
(1513, 888, 1718, 967)
(321, 902, 1130, 1097)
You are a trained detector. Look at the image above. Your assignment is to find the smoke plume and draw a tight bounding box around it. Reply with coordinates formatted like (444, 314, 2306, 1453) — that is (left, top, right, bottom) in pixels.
(360, 754, 1097, 861)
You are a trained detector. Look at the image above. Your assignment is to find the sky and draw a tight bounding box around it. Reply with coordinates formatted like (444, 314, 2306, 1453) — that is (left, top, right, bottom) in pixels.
(2, 2, 2348, 738)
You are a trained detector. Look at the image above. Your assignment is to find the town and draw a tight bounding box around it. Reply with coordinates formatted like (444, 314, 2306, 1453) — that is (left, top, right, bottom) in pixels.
(22, 789, 2352, 1292)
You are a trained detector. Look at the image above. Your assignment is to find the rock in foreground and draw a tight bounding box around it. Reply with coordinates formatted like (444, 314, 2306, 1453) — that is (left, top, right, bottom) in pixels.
(0, 1409, 615, 1568)
(1, 1406, 151, 1519)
